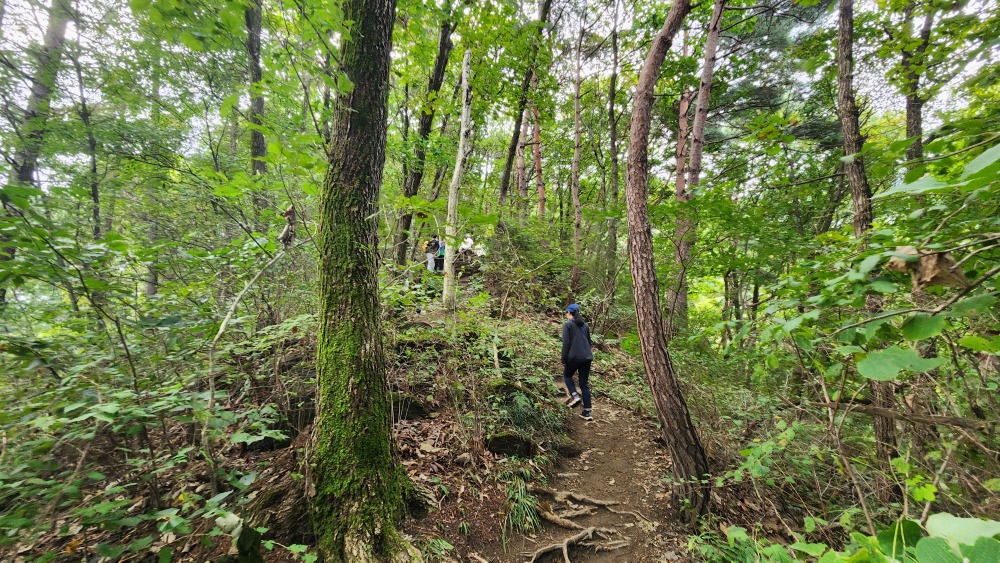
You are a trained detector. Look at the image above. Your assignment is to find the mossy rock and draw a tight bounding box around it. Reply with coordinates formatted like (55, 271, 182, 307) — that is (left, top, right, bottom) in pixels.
(485, 431, 538, 457)
(554, 436, 583, 458)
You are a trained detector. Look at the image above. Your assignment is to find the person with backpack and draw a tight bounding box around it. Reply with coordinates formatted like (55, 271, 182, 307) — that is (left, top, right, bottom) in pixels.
(435, 239, 446, 271)
(561, 303, 594, 421)
(424, 235, 440, 272)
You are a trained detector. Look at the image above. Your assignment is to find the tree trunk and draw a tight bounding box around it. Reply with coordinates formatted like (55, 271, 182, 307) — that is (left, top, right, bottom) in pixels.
(570, 23, 585, 296)
(246, 0, 270, 224)
(392, 14, 455, 264)
(498, 0, 553, 206)
(1, 0, 70, 305)
(624, 0, 709, 523)
(667, 0, 725, 337)
(605, 0, 620, 297)
(443, 50, 472, 310)
(516, 110, 530, 203)
(837, 0, 899, 498)
(532, 104, 546, 218)
(901, 5, 934, 164)
(309, 0, 412, 560)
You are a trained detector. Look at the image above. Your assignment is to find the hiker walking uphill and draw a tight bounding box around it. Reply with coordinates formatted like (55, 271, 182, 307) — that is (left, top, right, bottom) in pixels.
(561, 303, 594, 421)
(424, 235, 440, 272)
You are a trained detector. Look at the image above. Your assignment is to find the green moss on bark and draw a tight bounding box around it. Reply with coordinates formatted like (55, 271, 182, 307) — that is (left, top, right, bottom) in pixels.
(308, 0, 411, 560)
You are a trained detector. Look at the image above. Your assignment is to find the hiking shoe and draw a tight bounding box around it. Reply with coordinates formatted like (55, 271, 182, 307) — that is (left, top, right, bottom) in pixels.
(566, 394, 582, 408)
(579, 410, 593, 421)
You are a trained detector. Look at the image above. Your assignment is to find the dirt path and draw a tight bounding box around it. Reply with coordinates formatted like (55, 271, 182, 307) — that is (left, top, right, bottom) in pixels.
(475, 396, 690, 562)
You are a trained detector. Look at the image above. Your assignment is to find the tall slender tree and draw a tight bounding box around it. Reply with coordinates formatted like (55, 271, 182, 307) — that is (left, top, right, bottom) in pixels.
(837, 0, 900, 496)
(570, 21, 585, 296)
(309, 0, 413, 559)
(624, 0, 710, 521)
(443, 49, 473, 310)
(1, 0, 71, 305)
(666, 0, 725, 336)
(604, 0, 620, 293)
(392, 6, 457, 264)
(498, 0, 553, 206)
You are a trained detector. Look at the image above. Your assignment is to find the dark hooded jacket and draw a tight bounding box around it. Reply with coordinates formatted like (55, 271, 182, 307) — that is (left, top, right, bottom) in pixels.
(561, 315, 593, 363)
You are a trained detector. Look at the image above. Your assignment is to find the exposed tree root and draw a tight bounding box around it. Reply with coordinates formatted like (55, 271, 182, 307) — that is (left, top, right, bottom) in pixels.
(527, 527, 595, 562)
(556, 506, 597, 519)
(529, 486, 620, 507)
(526, 527, 628, 562)
(538, 507, 585, 530)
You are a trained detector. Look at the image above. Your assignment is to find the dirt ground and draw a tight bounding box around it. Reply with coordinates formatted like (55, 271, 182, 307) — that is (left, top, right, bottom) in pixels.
(469, 396, 692, 562)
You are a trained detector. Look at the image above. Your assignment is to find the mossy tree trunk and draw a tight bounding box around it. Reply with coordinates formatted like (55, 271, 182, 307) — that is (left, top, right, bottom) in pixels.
(309, 0, 410, 560)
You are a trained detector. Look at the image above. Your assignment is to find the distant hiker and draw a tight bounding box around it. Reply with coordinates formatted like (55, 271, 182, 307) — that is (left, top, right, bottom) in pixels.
(425, 235, 440, 272)
(435, 240, 446, 271)
(561, 303, 594, 421)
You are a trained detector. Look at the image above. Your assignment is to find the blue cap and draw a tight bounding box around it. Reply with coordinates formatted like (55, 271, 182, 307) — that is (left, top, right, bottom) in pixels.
(566, 304, 580, 314)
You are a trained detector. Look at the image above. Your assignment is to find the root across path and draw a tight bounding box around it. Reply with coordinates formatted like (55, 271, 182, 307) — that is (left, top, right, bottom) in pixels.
(476, 396, 690, 562)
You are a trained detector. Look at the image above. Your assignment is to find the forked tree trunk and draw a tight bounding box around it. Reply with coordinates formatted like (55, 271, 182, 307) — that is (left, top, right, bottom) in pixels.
(624, 0, 710, 522)
(570, 23, 585, 296)
(443, 50, 472, 310)
(498, 0, 553, 206)
(310, 0, 413, 560)
(1, 0, 70, 306)
(392, 13, 455, 264)
(837, 0, 900, 499)
(666, 0, 725, 337)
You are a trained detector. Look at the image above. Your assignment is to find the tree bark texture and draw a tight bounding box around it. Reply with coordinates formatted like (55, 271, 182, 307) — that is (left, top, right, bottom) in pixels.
(570, 23, 585, 296)
(624, 0, 710, 523)
(837, 0, 900, 497)
(392, 15, 455, 264)
(667, 0, 725, 337)
(309, 0, 410, 560)
(498, 0, 553, 206)
(245, 0, 270, 226)
(532, 105, 546, 218)
(1, 0, 70, 305)
(605, 0, 620, 291)
(516, 109, 530, 200)
(901, 5, 934, 164)
(443, 50, 472, 310)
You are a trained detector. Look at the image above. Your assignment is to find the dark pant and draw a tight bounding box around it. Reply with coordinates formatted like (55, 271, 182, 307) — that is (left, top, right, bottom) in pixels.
(563, 360, 592, 409)
(434, 256, 444, 271)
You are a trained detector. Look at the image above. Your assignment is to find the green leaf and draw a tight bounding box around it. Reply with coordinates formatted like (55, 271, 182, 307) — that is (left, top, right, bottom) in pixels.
(878, 519, 923, 559)
(128, 535, 155, 552)
(97, 543, 127, 558)
(984, 478, 1000, 492)
(856, 346, 945, 381)
(178, 31, 204, 52)
(915, 537, 963, 563)
(960, 143, 1000, 179)
(876, 175, 949, 199)
(287, 544, 308, 554)
(926, 513, 1000, 546)
(858, 254, 883, 275)
(957, 335, 1000, 352)
(949, 294, 997, 317)
(901, 314, 946, 341)
(790, 542, 828, 556)
(967, 537, 1000, 563)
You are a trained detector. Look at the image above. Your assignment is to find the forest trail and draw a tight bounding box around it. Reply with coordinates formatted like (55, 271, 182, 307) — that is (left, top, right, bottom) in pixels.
(479, 395, 690, 562)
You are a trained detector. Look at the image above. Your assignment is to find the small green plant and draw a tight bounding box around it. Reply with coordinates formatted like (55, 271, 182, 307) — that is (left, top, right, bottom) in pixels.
(420, 537, 455, 561)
